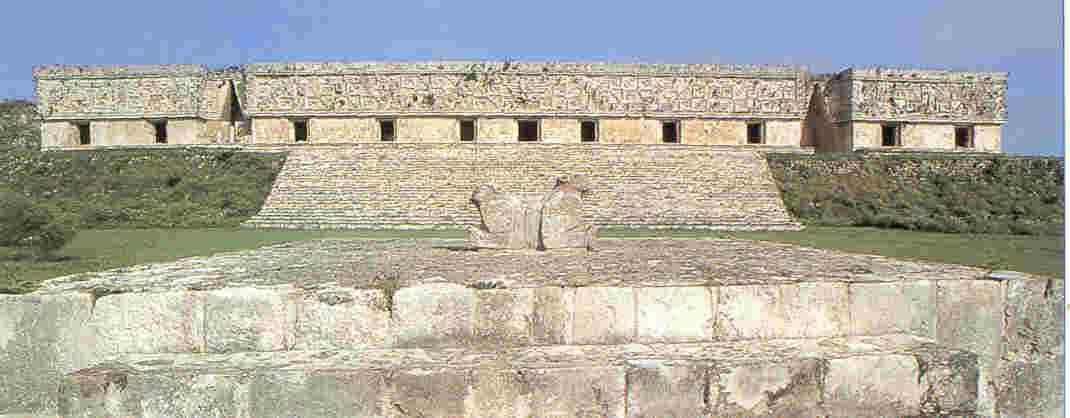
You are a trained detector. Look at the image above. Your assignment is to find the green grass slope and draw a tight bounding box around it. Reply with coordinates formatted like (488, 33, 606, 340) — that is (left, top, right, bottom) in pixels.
(769, 154, 1064, 235)
(0, 147, 285, 228)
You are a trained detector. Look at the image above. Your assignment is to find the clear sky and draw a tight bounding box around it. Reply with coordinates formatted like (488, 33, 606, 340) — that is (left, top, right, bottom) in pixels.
(1, 0, 1062, 155)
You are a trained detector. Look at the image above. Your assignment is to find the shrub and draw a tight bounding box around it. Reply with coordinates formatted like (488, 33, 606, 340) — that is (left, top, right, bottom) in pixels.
(0, 190, 76, 258)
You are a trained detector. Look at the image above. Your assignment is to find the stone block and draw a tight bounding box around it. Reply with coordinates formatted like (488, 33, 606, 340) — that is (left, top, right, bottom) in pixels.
(204, 287, 299, 353)
(935, 279, 1003, 414)
(251, 370, 386, 417)
(715, 283, 848, 340)
(824, 354, 923, 417)
(0, 293, 95, 415)
(636, 287, 715, 342)
(710, 359, 823, 416)
(59, 368, 250, 418)
(295, 289, 392, 350)
(389, 368, 469, 417)
(996, 277, 1064, 417)
(917, 350, 979, 415)
(1003, 278, 1063, 357)
(572, 287, 635, 344)
(474, 288, 534, 346)
(524, 367, 627, 417)
(531, 287, 574, 344)
(626, 360, 710, 417)
(90, 291, 206, 355)
(466, 368, 536, 417)
(996, 357, 1064, 418)
(393, 283, 475, 348)
(848, 281, 935, 337)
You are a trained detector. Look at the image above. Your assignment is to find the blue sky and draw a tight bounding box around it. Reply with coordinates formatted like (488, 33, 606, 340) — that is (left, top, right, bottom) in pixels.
(2, 0, 1061, 155)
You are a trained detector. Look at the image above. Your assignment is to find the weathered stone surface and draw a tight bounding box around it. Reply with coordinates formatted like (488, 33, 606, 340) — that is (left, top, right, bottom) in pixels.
(715, 283, 848, 340)
(251, 370, 385, 418)
(710, 359, 823, 416)
(636, 287, 715, 342)
(626, 361, 710, 417)
(243, 62, 808, 117)
(393, 283, 475, 347)
(90, 291, 206, 355)
(848, 281, 935, 337)
(539, 175, 596, 250)
(997, 277, 1065, 417)
(1003, 277, 1063, 357)
(572, 287, 635, 344)
(996, 357, 1064, 418)
(58, 367, 250, 418)
(468, 184, 540, 250)
(824, 354, 924, 416)
(36, 239, 985, 295)
(524, 367, 627, 417)
(204, 286, 299, 353)
(531, 286, 574, 344)
(935, 279, 1003, 414)
(295, 288, 392, 350)
(917, 349, 979, 415)
(466, 368, 535, 417)
(474, 288, 534, 346)
(389, 368, 469, 417)
(0, 293, 95, 415)
(50, 334, 978, 416)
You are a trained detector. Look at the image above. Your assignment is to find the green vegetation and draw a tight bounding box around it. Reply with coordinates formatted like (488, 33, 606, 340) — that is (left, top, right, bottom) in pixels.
(0, 189, 76, 258)
(0, 147, 285, 229)
(769, 154, 1064, 236)
(1, 227, 1060, 294)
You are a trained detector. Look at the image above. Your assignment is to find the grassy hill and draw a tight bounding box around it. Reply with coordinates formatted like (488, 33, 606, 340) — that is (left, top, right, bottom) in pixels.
(768, 153, 1064, 236)
(0, 146, 285, 229)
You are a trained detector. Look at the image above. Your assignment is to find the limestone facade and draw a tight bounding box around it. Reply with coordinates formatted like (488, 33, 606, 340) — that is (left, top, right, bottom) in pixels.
(807, 67, 1008, 153)
(32, 61, 1008, 152)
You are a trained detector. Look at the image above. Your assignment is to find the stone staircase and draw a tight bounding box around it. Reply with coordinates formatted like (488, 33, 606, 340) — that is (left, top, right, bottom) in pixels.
(242, 144, 802, 230)
(0, 239, 1062, 417)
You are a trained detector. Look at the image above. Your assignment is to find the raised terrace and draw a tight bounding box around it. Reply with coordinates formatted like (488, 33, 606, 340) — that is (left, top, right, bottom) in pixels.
(242, 144, 802, 230)
(2, 238, 1062, 416)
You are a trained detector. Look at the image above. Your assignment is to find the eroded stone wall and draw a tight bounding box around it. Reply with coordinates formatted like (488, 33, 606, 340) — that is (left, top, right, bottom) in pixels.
(846, 68, 1007, 123)
(243, 62, 808, 118)
(34, 65, 207, 120)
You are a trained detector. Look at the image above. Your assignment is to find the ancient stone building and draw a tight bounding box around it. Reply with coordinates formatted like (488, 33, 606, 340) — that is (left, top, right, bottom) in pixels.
(804, 68, 1007, 153)
(30, 61, 1009, 230)
(33, 61, 1008, 152)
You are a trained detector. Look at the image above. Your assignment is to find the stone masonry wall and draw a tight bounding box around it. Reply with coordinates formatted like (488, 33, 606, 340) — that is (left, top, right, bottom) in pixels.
(34, 65, 208, 120)
(843, 68, 1007, 123)
(243, 144, 801, 229)
(244, 62, 808, 118)
(767, 153, 1063, 186)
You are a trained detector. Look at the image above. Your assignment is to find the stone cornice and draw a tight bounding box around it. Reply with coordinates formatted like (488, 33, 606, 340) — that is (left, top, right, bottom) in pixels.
(33, 65, 207, 80)
(243, 61, 807, 78)
(242, 111, 805, 120)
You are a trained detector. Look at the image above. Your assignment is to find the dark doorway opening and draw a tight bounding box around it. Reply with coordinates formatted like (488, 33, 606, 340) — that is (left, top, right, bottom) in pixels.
(518, 120, 540, 142)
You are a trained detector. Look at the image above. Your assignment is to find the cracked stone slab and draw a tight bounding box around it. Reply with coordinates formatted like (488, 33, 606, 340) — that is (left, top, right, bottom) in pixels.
(55, 335, 977, 417)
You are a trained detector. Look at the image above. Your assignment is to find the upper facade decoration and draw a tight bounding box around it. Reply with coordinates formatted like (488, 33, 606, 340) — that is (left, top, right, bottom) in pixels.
(33, 65, 210, 120)
(828, 68, 1007, 124)
(243, 61, 810, 119)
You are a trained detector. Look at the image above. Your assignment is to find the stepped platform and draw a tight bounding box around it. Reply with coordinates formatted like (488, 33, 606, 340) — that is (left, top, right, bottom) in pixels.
(241, 144, 803, 230)
(61, 336, 974, 417)
(1, 239, 1062, 416)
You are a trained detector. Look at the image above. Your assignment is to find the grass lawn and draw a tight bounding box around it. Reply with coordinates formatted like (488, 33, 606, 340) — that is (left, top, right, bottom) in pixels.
(1, 226, 1062, 294)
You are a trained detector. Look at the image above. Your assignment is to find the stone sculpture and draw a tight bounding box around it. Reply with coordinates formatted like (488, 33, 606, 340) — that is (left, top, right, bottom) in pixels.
(468, 176, 597, 251)
(539, 175, 597, 250)
(467, 185, 540, 249)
